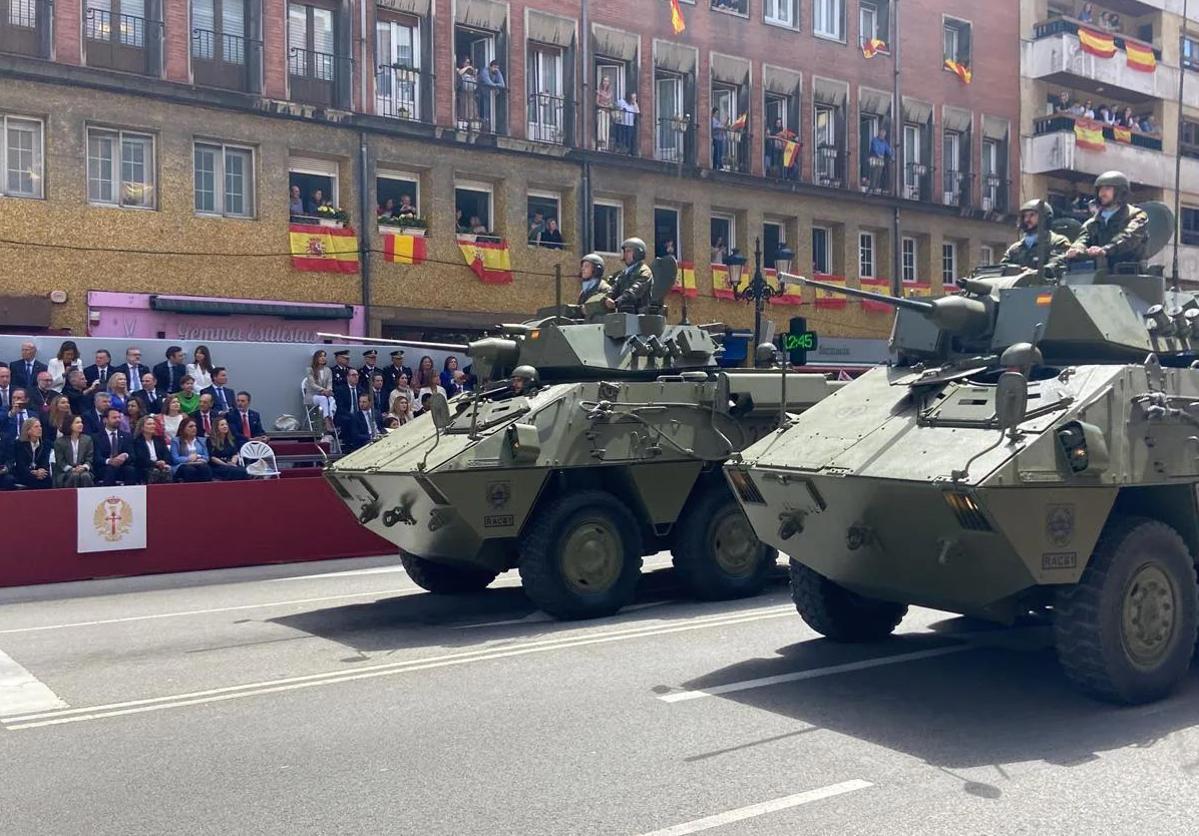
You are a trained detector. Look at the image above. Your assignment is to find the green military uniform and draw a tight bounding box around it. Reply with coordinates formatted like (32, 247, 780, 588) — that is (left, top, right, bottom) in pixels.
(1074, 203, 1150, 267)
(1001, 231, 1071, 272)
(578, 278, 613, 307)
(609, 264, 653, 313)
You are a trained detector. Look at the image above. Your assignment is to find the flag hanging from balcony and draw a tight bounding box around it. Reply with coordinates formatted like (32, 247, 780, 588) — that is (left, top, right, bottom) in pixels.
(858, 278, 894, 312)
(670, 0, 686, 35)
(1113, 126, 1133, 144)
(782, 140, 801, 170)
(711, 264, 738, 300)
(1078, 27, 1117, 59)
(382, 232, 428, 265)
(288, 223, 359, 273)
(729, 113, 748, 131)
(1074, 119, 1106, 151)
(862, 38, 887, 59)
(943, 59, 972, 84)
(457, 235, 513, 284)
(1125, 41, 1156, 72)
(813, 274, 848, 309)
(903, 282, 934, 299)
(765, 269, 803, 306)
(671, 261, 698, 297)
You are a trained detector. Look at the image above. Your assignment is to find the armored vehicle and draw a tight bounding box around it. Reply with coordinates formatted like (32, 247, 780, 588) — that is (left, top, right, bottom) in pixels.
(326, 259, 841, 619)
(727, 202, 1199, 704)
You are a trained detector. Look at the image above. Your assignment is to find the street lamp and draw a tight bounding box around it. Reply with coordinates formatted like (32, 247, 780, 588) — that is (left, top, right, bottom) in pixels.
(727, 237, 794, 366)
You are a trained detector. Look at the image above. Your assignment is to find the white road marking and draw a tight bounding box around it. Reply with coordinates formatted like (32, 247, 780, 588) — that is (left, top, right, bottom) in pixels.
(659, 645, 973, 703)
(0, 589, 422, 636)
(455, 601, 665, 630)
(0, 649, 68, 717)
(2, 606, 794, 730)
(637, 780, 873, 835)
(269, 565, 409, 581)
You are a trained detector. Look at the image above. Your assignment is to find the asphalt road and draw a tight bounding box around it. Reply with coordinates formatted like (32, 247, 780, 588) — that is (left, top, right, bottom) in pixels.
(1, 554, 1198, 835)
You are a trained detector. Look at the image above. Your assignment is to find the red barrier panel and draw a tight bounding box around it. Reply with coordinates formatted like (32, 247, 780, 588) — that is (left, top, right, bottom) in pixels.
(0, 479, 393, 588)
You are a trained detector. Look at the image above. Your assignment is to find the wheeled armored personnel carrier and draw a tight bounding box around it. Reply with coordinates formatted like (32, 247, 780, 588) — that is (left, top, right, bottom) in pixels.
(326, 259, 842, 619)
(727, 202, 1199, 704)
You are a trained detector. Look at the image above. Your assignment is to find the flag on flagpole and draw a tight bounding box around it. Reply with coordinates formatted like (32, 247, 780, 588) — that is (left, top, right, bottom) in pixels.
(1074, 119, 1106, 151)
(943, 59, 973, 84)
(382, 232, 428, 265)
(861, 38, 887, 59)
(670, 0, 686, 35)
(288, 223, 359, 273)
(1078, 27, 1117, 58)
(1125, 41, 1156, 72)
(456, 235, 513, 284)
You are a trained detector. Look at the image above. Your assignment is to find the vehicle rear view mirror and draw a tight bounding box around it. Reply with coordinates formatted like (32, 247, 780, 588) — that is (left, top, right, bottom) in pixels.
(429, 393, 451, 430)
(995, 371, 1028, 436)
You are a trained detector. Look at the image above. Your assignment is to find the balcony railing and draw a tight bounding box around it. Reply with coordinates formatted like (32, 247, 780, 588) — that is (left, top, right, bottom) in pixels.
(84, 7, 161, 74)
(0, 0, 51, 58)
(860, 154, 891, 194)
(596, 105, 638, 156)
(715, 129, 750, 173)
(192, 28, 248, 64)
(1034, 115, 1164, 151)
(942, 169, 970, 207)
(764, 135, 800, 180)
(1032, 17, 1162, 61)
(455, 76, 504, 134)
(815, 145, 843, 188)
(85, 9, 152, 48)
(288, 46, 337, 81)
(289, 46, 350, 107)
(903, 162, 932, 202)
(376, 64, 423, 121)
(528, 92, 569, 145)
(655, 117, 693, 164)
(981, 176, 1009, 214)
(192, 28, 258, 90)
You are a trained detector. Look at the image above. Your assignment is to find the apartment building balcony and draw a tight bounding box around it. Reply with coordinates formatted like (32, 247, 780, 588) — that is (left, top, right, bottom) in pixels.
(1026, 116, 1171, 188)
(527, 92, 572, 146)
(595, 105, 638, 156)
(903, 162, 933, 203)
(288, 47, 350, 109)
(192, 28, 262, 92)
(0, 0, 52, 59)
(655, 117, 695, 165)
(1025, 19, 1171, 102)
(375, 64, 426, 121)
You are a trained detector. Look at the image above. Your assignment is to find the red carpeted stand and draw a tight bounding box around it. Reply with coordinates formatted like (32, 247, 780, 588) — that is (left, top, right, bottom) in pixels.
(0, 479, 393, 588)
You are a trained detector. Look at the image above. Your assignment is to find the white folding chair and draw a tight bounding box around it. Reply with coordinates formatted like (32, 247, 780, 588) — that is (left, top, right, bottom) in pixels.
(240, 440, 280, 479)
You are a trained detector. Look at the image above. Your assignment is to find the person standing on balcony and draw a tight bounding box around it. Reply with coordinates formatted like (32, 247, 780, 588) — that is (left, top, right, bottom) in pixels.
(868, 129, 893, 193)
(596, 77, 614, 150)
(1079, 3, 1094, 24)
(456, 56, 479, 126)
(616, 94, 639, 153)
(711, 108, 726, 170)
(479, 59, 506, 132)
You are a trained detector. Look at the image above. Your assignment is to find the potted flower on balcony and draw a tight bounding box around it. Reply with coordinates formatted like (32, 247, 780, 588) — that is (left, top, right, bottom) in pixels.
(379, 212, 428, 237)
(315, 204, 349, 228)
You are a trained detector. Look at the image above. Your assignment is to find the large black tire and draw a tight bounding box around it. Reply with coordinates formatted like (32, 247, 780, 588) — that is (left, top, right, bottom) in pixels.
(518, 490, 643, 620)
(672, 485, 777, 601)
(399, 551, 498, 594)
(1054, 515, 1198, 705)
(790, 560, 908, 641)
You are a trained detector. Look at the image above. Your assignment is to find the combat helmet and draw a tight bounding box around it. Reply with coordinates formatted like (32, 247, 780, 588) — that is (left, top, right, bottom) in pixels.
(1094, 171, 1131, 204)
(511, 364, 540, 392)
(620, 237, 647, 262)
(580, 252, 606, 279)
(1018, 199, 1053, 231)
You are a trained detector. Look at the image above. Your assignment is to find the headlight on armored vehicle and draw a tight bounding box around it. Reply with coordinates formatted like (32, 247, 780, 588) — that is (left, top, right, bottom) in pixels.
(506, 423, 541, 463)
(1056, 421, 1110, 475)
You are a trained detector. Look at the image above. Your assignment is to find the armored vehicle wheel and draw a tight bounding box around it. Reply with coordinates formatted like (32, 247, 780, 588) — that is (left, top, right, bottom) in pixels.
(518, 490, 643, 620)
(399, 551, 499, 595)
(790, 561, 908, 641)
(1054, 516, 1198, 705)
(672, 486, 777, 601)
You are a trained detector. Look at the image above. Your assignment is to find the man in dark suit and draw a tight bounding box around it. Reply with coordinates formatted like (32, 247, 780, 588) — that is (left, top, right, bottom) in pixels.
(191, 394, 218, 438)
(343, 392, 381, 452)
(368, 373, 389, 415)
(132, 373, 167, 414)
(84, 349, 115, 388)
(0, 365, 12, 415)
(83, 393, 112, 435)
(153, 345, 188, 394)
(359, 349, 380, 387)
(331, 350, 352, 389)
(9, 341, 47, 390)
(333, 369, 361, 418)
(2, 389, 35, 440)
(202, 367, 236, 416)
(382, 350, 414, 392)
(93, 407, 137, 486)
(27, 371, 60, 412)
(115, 347, 149, 395)
(230, 391, 268, 445)
(61, 369, 96, 416)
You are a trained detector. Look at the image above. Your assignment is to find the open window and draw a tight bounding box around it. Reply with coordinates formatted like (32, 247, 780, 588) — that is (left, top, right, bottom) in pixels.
(289, 155, 338, 220)
(455, 180, 495, 238)
(710, 213, 735, 264)
(376, 169, 420, 229)
(527, 190, 564, 248)
(811, 226, 830, 274)
(376, 11, 423, 120)
(943, 16, 971, 66)
(654, 206, 681, 259)
(593, 199, 623, 255)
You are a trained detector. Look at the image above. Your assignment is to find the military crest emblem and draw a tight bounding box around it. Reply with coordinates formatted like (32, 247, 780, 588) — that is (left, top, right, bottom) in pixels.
(486, 481, 511, 509)
(93, 495, 135, 543)
(1045, 504, 1075, 548)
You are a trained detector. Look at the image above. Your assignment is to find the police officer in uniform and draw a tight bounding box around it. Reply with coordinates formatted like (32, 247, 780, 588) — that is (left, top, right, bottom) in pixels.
(382, 350, 414, 392)
(604, 238, 654, 314)
(1066, 171, 1149, 268)
(331, 350, 352, 389)
(359, 349, 380, 384)
(1002, 200, 1070, 272)
(578, 253, 612, 306)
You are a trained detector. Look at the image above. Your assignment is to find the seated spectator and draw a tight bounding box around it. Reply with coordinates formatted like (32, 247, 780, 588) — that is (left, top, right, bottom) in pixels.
(230, 391, 268, 445)
(94, 407, 136, 487)
(389, 393, 414, 427)
(307, 188, 326, 215)
(415, 391, 433, 417)
(3, 388, 35, 440)
(304, 349, 336, 442)
(207, 417, 249, 481)
(203, 367, 236, 415)
(0, 429, 14, 491)
(107, 372, 130, 413)
(47, 339, 83, 390)
(289, 185, 305, 216)
(440, 356, 466, 398)
(0, 365, 11, 415)
(43, 395, 73, 445)
(62, 368, 95, 416)
(368, 373, 389, 415)
(53, 415, 95, 488)
(14, 418, 52, 489)
(170, 417, 213, 482)
(187, 345, 215, 393)
(540, 219, 564, 249)
(191, 393, 219, 438)
(84, 348, 115, 388)
(470, 215, 488, 235)
(135, 372, 167, 415)
(160, 396, 185, 442)
(390, 371, 415, 411)
(378, 197, 395, 217)
(175, 375, 201, 415)
(84, 392, 112, 436)
(132, 416, 172, 484)
(28, 370, 60, 412)
(343, 392, 381, 452)
(124, 397, 146, 435)
(414, 355, 438, 390)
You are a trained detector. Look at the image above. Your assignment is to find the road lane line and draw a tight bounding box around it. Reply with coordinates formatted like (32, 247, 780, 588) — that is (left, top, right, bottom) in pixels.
(637, 780, 873, 835)
(659, 645, 973, 703)
(0, 649, 68, 717)
(0, 589, 423, 635)
(269, 566, 409, 581)
(2, 607, 792, 730)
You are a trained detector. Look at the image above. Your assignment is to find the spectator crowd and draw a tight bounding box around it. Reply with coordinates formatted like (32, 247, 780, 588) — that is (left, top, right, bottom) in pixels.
(1, 340, 269, 491)
(1051, 91, 1161, 138)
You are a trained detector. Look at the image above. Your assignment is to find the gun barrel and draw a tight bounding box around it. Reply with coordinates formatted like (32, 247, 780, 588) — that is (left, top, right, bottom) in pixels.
(793, 276, 936, 315)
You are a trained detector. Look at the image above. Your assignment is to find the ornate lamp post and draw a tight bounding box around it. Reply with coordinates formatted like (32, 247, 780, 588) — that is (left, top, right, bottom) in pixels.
(726, 237, 794, 366)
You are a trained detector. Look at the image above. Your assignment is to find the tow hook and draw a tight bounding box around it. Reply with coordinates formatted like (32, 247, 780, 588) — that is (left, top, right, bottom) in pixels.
(778, 509, 807, 541)
(846, 523, 874, 551)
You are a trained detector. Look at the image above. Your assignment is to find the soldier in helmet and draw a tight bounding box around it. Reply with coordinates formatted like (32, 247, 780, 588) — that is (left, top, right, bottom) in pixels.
(1066, 171, 1149, 268)
(1002, 200, 1070, 272)
(604, 237, 654, 314)
(509, 365, 539, 396)
(578, 253, 613, 306)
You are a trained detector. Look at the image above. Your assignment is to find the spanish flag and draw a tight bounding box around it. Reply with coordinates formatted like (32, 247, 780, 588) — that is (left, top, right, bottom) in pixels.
(671, 260, 698, 297)
(1113, 126, 1133, 144)
(382, 231, 427, 265)
(903, 282, 933, 299)
(457, 235, 513, 284)
(943, 58, 972, 84)
(782, 139, 801, 170)
(729, 113, 747, 132)
(1126, 41, 1156, 72)
(670, 0, 685, 35)
(289, 223, 359, 273)
(1074, 119, 1106, 151)
(765, 269, 803, 306)
(711, 264, 737, 300)
(858, 278, 894, 312)
(1078, 27, 1117, 59)
(813, 274, 848, 309)
(862, 38, 887, 59)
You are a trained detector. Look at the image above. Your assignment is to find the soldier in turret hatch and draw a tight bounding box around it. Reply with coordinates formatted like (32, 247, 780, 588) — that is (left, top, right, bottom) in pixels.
(1066, 171, 1149, 268)
(578, 253, 613, 305)
(604, 237, 654, 314)
(1002, 200, 1070, 273)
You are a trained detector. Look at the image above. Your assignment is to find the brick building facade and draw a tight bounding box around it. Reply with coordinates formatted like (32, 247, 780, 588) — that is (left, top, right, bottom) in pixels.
(0, 0, 1020, 342)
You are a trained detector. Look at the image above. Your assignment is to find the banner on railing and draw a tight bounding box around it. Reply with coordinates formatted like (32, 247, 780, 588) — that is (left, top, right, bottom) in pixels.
(671, 261, 698, 297)
(1078, 27, 1117, 58)
(77, 485, 146, 553)
(289, 223, 359, 273)
(902, 281, 934, 299)
(1074, 119, 1106, 151)
(711, 264, 738, 300)
(813, 274, 848, 309)
(766, 268, 803, 306)
(858, 278, 894, 312)
(382, 231, 427, 265)
(456, 235, 513, 284)
(1125, 41, 1156, 72)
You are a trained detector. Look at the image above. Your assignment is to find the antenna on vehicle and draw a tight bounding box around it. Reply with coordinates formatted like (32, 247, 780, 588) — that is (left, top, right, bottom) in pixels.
(1172, 0, 1190, 292)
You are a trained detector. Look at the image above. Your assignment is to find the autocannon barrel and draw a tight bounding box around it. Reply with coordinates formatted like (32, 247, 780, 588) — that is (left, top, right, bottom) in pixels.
(795, 276, 991, 336)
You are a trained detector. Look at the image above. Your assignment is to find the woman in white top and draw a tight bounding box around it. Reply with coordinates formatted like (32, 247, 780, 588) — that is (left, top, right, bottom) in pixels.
(160, 396, 185, 442)
(389, 392, 414, 427)
(47, 339, 84, 389)
(186, 344, 215, 392)
(388, 371, 415, 409)
(303, 349, 336, 440)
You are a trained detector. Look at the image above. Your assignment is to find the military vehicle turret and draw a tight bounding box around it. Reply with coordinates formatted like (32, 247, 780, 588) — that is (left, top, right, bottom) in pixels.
(727, 201, 1199, 704)
(326, 257, 842, 619)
